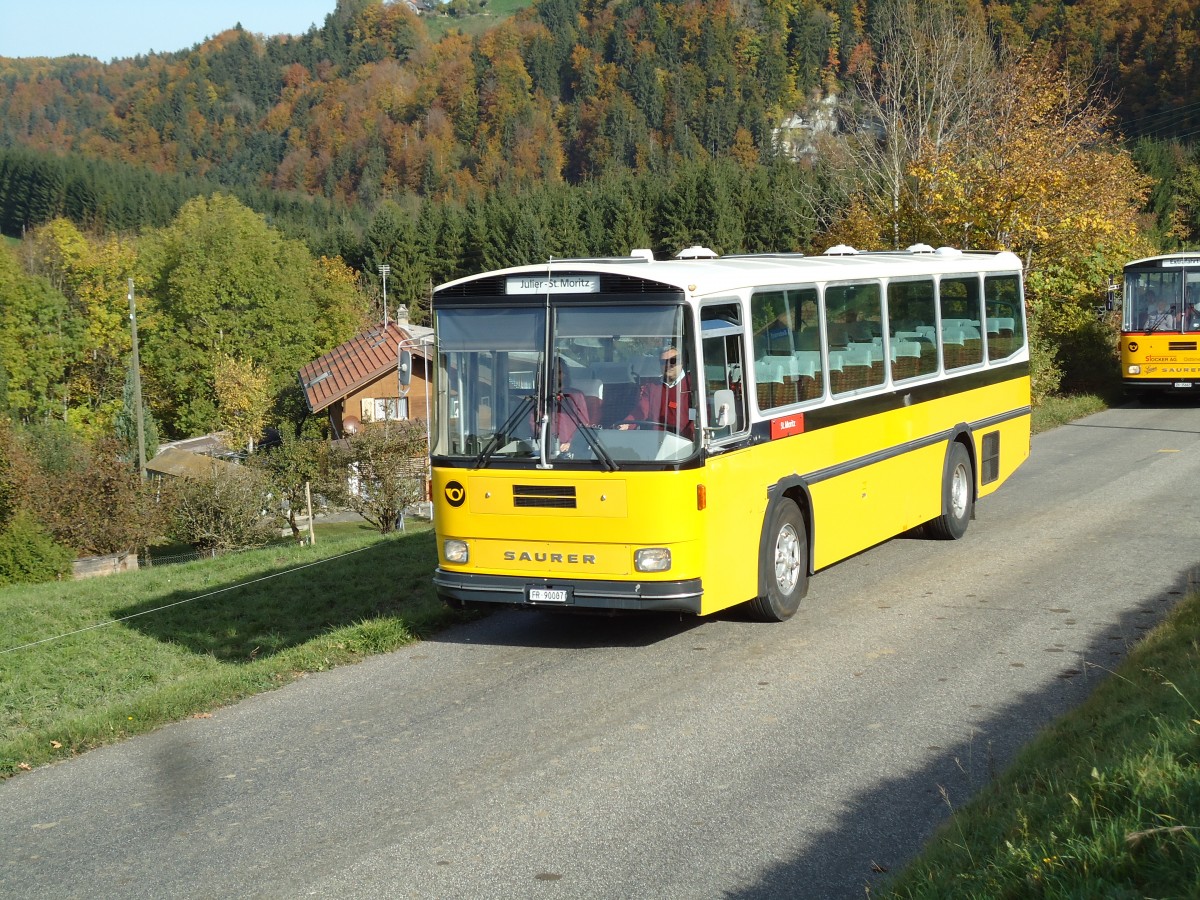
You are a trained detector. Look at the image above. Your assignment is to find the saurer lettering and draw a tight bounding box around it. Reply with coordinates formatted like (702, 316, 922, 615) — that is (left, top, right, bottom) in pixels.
(505, 551, 597, 564)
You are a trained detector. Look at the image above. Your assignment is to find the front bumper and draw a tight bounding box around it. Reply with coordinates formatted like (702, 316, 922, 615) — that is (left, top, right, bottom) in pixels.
(434, 569, 704, 614)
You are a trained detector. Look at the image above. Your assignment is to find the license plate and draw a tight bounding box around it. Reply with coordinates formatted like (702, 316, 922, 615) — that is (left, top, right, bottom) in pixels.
(1175, 382, 1192, 388)
(528, 588, 568, 603)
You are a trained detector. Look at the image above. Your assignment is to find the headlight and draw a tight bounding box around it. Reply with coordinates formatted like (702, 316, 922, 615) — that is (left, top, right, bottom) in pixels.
(444, 539, 469, 563)
(635, 548, 671, 572)
(1127, 365, 1141, 375)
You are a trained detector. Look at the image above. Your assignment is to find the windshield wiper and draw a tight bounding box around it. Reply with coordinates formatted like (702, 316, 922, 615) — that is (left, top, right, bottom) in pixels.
(557, 392, 618, 471)
(472, 394, 534, 469)
(1145, 313, 1170, 333)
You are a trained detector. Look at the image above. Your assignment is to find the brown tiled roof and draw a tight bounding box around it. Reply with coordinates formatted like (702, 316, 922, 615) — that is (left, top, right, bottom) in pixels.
(298, 323, 431, 413)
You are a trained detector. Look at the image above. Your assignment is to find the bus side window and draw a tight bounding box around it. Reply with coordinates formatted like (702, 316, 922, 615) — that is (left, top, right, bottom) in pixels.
(940, 277, 984, 369)
(985, 274, 1024, 360)
(752, 286, 823, 408)
(887, 278, 937, 380)
(827, 282, 885, 394)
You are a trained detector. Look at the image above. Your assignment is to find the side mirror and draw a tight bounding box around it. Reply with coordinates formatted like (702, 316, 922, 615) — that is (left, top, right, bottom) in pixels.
(711, 388, 738, 431)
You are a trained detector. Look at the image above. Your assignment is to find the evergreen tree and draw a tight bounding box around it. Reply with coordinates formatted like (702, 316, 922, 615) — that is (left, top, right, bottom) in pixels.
(113, 362, 160, 469)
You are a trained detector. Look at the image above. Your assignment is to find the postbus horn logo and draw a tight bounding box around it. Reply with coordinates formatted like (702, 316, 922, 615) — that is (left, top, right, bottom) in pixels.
(444, 481, 466, 507)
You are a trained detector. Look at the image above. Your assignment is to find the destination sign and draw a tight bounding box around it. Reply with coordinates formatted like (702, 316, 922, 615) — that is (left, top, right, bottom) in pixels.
(506, 275, 600, 295)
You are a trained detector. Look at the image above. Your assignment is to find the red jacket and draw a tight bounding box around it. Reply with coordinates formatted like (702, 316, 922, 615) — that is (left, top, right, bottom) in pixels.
(624, 376, 693, 437)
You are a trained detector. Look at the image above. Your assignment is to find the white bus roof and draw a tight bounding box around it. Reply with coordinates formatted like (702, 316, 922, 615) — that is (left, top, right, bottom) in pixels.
(1124, 253, 1200, 269)
(436, 247, 1024, 298)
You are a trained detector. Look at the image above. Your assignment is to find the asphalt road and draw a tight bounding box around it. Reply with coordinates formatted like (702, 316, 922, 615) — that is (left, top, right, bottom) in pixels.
(4, 400, 1200, 899)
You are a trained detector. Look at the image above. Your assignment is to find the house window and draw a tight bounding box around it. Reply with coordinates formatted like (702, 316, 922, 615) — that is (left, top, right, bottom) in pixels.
(375, 397, 409, 421)
(360, 397, 408, 422)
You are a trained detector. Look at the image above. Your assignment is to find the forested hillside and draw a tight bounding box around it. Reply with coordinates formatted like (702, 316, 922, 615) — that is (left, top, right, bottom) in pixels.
(3, 0, 1197, 215)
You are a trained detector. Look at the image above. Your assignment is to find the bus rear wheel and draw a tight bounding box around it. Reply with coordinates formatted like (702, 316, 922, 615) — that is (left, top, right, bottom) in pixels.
(925, 441, 974, 540)
(748, 500, 808, 622)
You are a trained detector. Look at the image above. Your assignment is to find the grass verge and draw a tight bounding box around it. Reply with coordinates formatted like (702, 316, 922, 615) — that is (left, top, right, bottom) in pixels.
(1, 522, 461, 778)
(880, 588, 1200, 898)
(1031, 392, 1111, 434)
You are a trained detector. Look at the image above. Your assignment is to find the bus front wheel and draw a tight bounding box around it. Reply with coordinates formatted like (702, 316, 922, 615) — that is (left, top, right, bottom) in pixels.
(926, 441, 974, 540)
(748, 500, 808, 622)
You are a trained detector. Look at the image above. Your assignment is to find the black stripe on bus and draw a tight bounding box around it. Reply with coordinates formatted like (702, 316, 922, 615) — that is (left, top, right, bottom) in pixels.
(799, 404, 1030, 486)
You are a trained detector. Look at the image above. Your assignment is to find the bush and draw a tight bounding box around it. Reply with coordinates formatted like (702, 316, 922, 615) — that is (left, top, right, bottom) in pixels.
(0, 421, 15, 529)
(0, 510, 73, 586)
(161, 464, 279, 553)
(1056, 313, 1122, 395)
(322, 421, 428, 535)
(1028, 314, 1064, 406)
(13, 422, 159, 555)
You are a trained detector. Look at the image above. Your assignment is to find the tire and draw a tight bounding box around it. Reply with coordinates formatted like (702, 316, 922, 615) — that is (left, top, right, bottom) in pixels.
(925, 441, 974, 540)
(748, 500, 808, 622)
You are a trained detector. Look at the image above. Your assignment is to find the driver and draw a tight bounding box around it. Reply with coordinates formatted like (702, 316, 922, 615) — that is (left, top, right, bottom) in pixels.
(617, 345, 694, 438)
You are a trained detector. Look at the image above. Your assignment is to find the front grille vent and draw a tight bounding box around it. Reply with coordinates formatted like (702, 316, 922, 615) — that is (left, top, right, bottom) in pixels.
(513, 484, 577, 509)
(1169, 341, 1198, 350)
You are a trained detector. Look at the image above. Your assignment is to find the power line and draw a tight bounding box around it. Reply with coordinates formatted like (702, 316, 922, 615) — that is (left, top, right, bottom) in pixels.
(0, 544, 374, 656)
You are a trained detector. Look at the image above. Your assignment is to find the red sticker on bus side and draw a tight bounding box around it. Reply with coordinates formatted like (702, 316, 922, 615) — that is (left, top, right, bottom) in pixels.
(771, 414, 805, 439)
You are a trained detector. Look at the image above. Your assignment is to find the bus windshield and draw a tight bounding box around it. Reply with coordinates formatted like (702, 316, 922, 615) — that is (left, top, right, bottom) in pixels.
(1124, 266, 1200, 332)
(433, 303, 700, 466)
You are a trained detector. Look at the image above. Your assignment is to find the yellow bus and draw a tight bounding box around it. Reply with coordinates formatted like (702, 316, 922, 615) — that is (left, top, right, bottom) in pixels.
(1120, 254, 1200, 399)
(430, 244, 1030, 621)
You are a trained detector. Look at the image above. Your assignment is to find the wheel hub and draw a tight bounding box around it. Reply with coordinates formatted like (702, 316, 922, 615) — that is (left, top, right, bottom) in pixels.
(775, 523, 802, 594)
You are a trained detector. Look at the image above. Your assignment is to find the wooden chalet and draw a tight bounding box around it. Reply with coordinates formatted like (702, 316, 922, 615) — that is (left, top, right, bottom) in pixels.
(298, 312, 434, 439)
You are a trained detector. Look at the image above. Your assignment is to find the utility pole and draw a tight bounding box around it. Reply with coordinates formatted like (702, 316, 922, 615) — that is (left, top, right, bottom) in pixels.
(305, 480, 316, 546)
(128, 278, 147, 479)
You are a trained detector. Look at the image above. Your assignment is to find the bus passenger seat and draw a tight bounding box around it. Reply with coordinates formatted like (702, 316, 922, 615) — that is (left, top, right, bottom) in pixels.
(600, 381, 639, 426)
(827, 323, 849, 349)
(571, 375, 603, 425)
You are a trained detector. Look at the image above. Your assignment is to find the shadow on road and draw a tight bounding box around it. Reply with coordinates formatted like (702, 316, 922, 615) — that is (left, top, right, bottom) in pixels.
(427, 605, 709, 650)
(719, 560, 1196, 899)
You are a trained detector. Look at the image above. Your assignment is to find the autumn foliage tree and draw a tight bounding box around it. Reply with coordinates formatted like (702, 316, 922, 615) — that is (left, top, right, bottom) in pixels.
(139, 193, 367, 437)
(0, 243, 83, 423)
(909, 57, 1153, 393)
(2, 421, 159, 556)
(213, 353, 273, 454)
(828, 2, 1154, 396)
(24, 219, 139, 437)
(845, 0, 997, 250)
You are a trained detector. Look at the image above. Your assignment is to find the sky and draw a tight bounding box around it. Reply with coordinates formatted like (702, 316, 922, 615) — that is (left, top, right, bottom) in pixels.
(0, 1, 338, 61)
